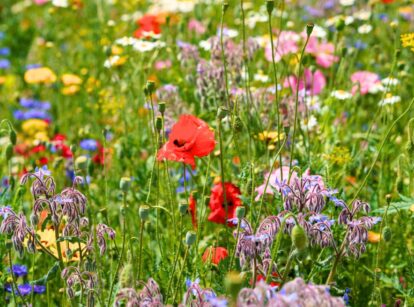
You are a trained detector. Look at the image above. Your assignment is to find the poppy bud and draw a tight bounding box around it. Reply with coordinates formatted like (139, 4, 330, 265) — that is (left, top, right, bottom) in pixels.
(139, 205, 150, 221)
(236, 206, 245, 219)
(119, 177, 131, 193)
(9, 129, 16, 145)
(266, 0, 274, 14)
(146, 80, 155, 94)
(292, 225, 308, 251)
(4, 143, 13, 161)
(179, 203, 189, 215)
(158, 101, 166, 114)
(225, 271, 244, 302)
(233, 116, 243, 132)
(382, 226, 392, 242)
(156, 116, 163, 131)
(385, 194, 392, 205)
(75, 156, 89, 170)
(306, 23, 314, 37)
(217, 107, 229, 119)
(185, 231, 196, 246)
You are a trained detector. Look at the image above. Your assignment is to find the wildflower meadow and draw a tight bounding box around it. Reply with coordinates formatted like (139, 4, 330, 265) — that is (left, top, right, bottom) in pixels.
(1, 0, 414, 306)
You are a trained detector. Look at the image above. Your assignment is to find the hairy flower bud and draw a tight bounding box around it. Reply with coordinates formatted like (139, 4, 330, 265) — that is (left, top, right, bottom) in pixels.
(4, 143, 13, 161)
(9, 129, 17, 145)
(292, 225, 308, 251)
(382, 226, 392, 242)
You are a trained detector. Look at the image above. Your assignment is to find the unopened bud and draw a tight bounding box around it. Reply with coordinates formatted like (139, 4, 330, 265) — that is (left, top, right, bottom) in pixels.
(236, 206, 245, 219)
(335, 18, 345, 32)
(4, 143, 13, 161)
(158, 102, 166, 114)
(185, 231, 196, 245)
(222, 2, 229, 13)
(266, 0, 274, 15)
(156, 116, 163, 131)
(139, 205, 150, 221)
(9, 130, 16, 145)
(119, 177, 131, 193)
(179, 203, 188, 215)
(292, 225, 308, 251)
(306, 23, 314, 37)
(382, 226, 392, 242)
(146, 80, 155, 94)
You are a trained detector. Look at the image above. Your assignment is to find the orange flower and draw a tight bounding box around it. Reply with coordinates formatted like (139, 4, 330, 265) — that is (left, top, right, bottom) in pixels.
(24, 67, 57, 84)
(368, 231, 381, 243)
(202, 247, 228, 265)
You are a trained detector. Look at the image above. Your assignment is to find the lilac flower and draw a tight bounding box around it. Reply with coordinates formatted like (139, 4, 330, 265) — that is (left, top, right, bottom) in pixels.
(96, 223, 116, 255)
(7, 264, 28, 277)
(13, 109, 51, 121)
(115, 278, 163, 306)
(80, 139, 98, 151)
(0, 206, 11, 218)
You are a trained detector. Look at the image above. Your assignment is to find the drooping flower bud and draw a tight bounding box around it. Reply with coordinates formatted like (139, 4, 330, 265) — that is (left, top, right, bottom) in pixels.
(236, 206, 245, 219)
(292, 225, 308, 251)
(9, 129, 16, 145)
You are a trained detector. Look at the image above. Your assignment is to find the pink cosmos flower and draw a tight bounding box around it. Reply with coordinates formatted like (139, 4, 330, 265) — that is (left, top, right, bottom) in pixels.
(265, 31, 300, 62)
(283, 68, 326, 96)
(34, 0, 49, 4)
(306, 37, 338, 68)
(351, 71, 382, 95)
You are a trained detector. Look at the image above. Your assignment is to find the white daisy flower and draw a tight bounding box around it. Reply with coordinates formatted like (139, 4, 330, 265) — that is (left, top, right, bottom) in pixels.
(379, 94, 401, 106)
(331, 90, 353, 100)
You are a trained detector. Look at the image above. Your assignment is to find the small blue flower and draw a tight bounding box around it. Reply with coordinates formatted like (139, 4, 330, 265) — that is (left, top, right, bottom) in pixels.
(0, 58, 10, 69)
(7, 265, 28, 277)
(33, 285, 46, 294)
(343, 288, 351, 305)
(0, 47, 10, 56)
(80, 139, 98, 151)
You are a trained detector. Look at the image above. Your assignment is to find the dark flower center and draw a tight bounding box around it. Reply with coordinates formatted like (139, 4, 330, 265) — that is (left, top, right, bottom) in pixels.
(222, 201, 233, 208)
(173, 139, 186, 147)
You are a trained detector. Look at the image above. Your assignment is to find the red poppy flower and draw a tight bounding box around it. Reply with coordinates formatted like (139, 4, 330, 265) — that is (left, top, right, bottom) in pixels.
(253, 273, 280, 287)
(381, 0, 394, 3)
(208, 182, 242, 225)
(202, 247, 228, 265)
(157, 115, 216, 169)
(92, 144, 105, 165)
(189, 194, 197, 229)
(134, 14, 162, 39)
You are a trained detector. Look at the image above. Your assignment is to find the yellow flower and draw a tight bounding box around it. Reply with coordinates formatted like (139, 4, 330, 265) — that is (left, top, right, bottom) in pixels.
(61, 73, 82, 86)
(258, 131, 285, 150)
(24, 67, 57, 84)
(401, 33, 414, 52)
(35, 229, 86, 262)
(62, 85, 81, 95)
(0, 76, 6, 85)
(323, 146, 351, 166)
(22, 119, 48, 136)
(111, 45, 123, 55)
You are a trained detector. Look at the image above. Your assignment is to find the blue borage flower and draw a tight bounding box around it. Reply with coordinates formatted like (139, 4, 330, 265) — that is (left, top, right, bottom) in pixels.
(343, 288, 351, 305)
(79, 139, 98, 151)
(0, 206, 11, 218)
(0, 47, 10, 56)
(7, 264, 28, 277)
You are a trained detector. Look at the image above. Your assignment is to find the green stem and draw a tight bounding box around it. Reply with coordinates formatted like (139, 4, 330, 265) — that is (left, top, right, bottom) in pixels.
(137, 221, 145, 281)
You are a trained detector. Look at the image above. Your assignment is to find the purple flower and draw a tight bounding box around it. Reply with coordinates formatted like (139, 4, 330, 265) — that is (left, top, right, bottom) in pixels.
(19, 97, 51, 110)
(25, 64, 41, 70)
(13, 109, 51, 121)
(33, 285, 46, 294)
(80, 139, 98, 151)
(7, 264, 28, 277)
